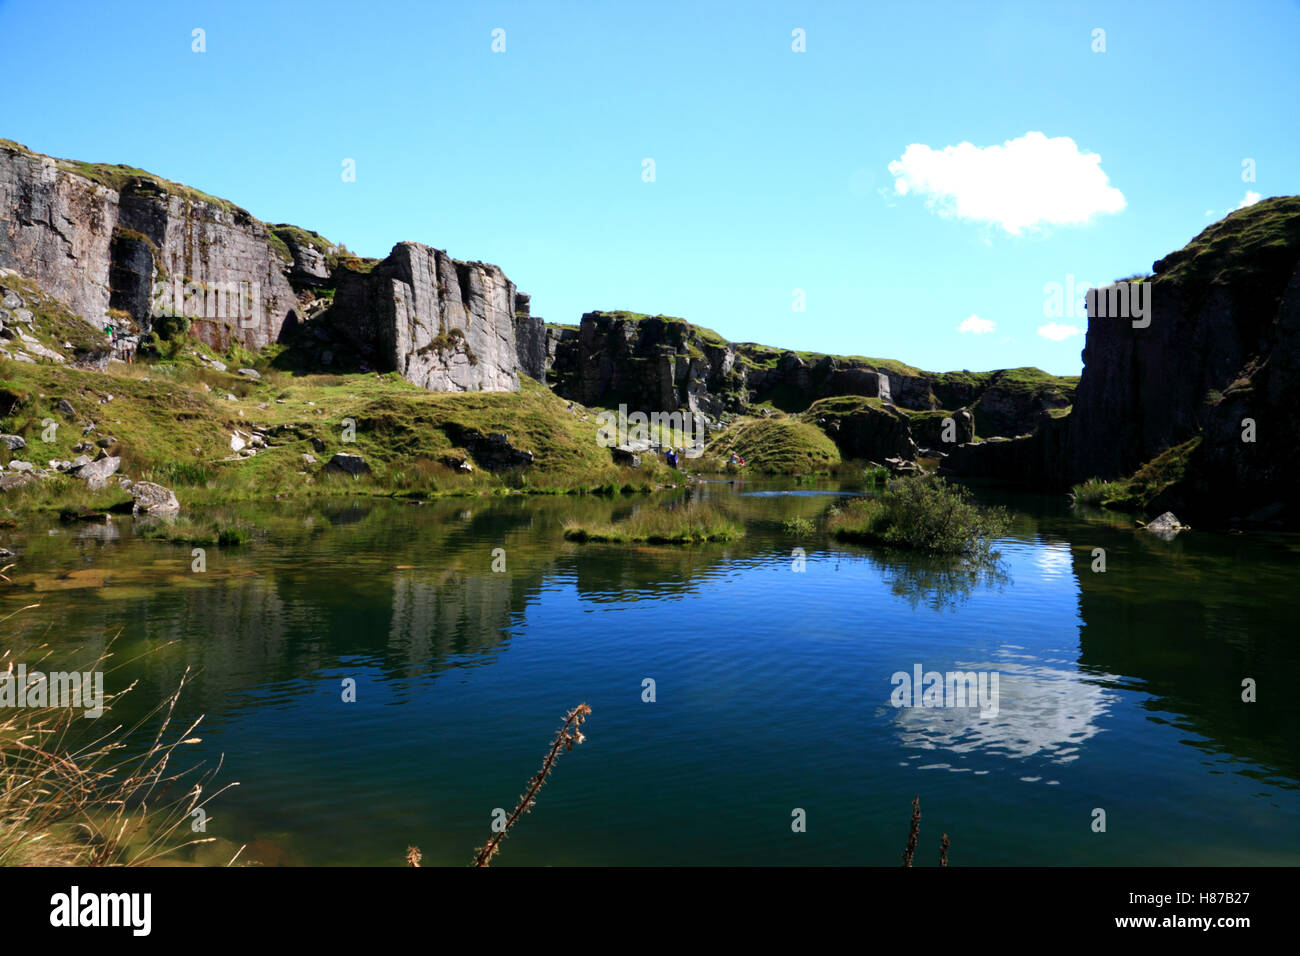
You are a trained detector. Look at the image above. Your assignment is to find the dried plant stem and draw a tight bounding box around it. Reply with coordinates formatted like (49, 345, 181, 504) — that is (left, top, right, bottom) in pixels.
(940, 832, 950, 867)
(902, 795, 921, 867)
(472, 703, 591, 868)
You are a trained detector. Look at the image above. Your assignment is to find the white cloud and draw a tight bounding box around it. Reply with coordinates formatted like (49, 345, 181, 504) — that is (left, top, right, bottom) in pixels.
(1236, 190, 1261, 210)
(957, 314, 996, 334)
(888, 132, 1126, 235)
(1037, 322, 1084, 342)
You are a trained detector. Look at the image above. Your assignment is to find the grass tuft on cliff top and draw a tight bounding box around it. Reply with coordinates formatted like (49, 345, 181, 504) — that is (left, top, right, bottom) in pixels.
(1151, 195, 1300, 312)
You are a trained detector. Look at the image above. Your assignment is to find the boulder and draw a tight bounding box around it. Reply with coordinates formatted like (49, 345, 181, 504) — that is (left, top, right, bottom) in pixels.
(325, 452, 370, 476)
(72, 454, 120, 489)
(131, 481, 180, 516)
(0, 434, 25, 451)
(442, 425, 534, 471)
(0, 472, 30, 492)
(1142, 511, 1188, 538)
(611, 446, 641, 467)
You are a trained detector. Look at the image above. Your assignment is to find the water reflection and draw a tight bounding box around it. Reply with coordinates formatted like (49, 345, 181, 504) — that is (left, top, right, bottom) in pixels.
(1, 480, 1296, 866)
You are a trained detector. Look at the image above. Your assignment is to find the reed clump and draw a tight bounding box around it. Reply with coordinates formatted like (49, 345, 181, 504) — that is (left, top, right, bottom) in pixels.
(563, 505, 742, 544)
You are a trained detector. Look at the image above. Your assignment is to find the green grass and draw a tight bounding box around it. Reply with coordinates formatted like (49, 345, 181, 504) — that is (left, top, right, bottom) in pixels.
(828, 475, 1011, 557)
(1070, 435, 1204, 512)
(782, 517, 816, 537)
(862, 464, 889, 486)
(563, 503, 743, 543)
(703, 416, 842, 474)
(982, 367, 1079, 397)
(0, 322, 679, 514)
(1152, 195, 1300, 311)
(1070, 477, 1127, 507)
(136, 517, 254, 546)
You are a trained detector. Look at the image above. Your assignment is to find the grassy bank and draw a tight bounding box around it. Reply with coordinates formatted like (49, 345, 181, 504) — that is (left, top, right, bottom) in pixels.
(1070, 435, 1203, 511)
(0, 332, 685, 514)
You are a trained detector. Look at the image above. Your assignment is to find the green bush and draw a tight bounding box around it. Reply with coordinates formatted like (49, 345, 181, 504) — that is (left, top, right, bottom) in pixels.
(828, 475, 1010, 557)
(862, 464, 889, 486)
(783, 517, 816, 537)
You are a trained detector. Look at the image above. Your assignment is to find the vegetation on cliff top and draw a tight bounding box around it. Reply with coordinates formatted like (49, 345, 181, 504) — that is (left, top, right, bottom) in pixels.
(1152, 195, 1300, 311)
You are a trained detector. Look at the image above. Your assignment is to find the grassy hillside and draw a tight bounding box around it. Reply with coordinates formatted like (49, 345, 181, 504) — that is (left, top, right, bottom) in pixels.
(0, 288, 676, 513)
(701, 416, 842, 474)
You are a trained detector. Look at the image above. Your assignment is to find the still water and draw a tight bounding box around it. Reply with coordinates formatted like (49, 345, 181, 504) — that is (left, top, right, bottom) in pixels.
(5, 480, 1298, 865)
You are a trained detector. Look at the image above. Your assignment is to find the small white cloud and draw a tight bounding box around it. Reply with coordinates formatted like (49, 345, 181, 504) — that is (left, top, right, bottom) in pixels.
(888, 131, 1126, 235)
(1037, 322, 1084, 342)
(1236, 190, 1261, 210)
(957, 314, 996, 334)
(1204, 209, 1215, 217)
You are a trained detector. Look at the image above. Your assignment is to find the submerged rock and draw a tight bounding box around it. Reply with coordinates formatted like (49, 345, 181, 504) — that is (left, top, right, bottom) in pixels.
(1142, 511, 1189, 538)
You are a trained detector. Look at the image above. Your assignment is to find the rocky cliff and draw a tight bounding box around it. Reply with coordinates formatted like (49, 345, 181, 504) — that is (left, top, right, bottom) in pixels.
(944, 196, 1300, 526)
(0, 139, 529, 392)
(320, 242, 524, 392)
(538, 309, 1075, 460)
(0, 139, 300, 351)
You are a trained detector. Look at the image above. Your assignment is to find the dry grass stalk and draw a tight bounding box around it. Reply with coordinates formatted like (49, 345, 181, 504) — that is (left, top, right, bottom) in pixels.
(902, 795, 921, 867)
(1, 589, 236, 865)
(471, 703, 591, 867)
(940, 832, 950, 867)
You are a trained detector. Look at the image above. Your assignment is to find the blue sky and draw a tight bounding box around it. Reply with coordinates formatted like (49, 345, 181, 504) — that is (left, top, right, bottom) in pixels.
(2, 0, 1296, 374)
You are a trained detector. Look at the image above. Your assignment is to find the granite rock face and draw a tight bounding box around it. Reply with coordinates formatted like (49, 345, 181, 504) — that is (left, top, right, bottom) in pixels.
(0, 140, 299, 351)
(1, 141, 533, 393)
(324, 242, 522, 392)
(538, 310, 1069, 443)
(512, 292, 548, 381)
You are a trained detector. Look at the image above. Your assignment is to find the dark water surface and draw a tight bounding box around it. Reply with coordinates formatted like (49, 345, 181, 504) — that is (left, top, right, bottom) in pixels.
(5, 480, 1298, 865)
